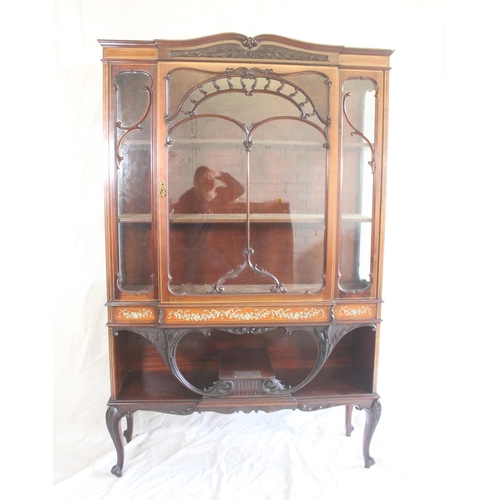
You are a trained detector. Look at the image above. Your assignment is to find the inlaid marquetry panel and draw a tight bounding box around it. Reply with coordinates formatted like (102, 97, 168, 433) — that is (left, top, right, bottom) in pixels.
(112, 307, 158, 323)
(333, 303, 377, 320)
(162, 306, 330, 325)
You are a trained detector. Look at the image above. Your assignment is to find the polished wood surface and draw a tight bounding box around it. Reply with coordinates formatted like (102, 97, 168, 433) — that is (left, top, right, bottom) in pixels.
(101, 33, 391, 476)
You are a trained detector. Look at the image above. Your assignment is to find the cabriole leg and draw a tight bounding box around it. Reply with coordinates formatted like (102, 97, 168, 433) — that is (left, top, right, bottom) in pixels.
(106, 406, 126, 477)
(357, 399, 382, 468)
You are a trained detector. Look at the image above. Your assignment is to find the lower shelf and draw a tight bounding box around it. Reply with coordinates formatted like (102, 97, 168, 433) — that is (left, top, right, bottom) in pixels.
(106, 371, 382, 476)
(114, 366, 373, 407)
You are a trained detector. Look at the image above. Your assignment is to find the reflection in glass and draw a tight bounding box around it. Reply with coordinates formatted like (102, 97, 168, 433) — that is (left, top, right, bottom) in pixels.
(168, 116, 247, 289)
(167, 68, 330, 295)
(115, 71, 153, 293)
(339, 78, 377, 293)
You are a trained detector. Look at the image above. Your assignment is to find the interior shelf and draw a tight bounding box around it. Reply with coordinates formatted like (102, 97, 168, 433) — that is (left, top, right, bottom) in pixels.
(114, 366, 372, 404)
(169, 213, 324, 224)
(118, 213, 370, 224)
(119, 214, 152, 223)
(341, 214, 372, 223)
(116, 370, 202, 403)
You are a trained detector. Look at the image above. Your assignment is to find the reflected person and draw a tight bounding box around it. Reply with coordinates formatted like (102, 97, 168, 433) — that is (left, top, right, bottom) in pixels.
(174, 166, 245, 284)
(175, 166, 244, 214)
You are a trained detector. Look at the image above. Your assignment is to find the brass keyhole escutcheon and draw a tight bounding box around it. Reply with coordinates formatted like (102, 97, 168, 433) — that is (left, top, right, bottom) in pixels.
(159, 180, 166, 197)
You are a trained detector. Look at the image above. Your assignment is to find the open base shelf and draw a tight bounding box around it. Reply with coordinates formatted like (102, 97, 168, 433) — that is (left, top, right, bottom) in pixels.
(106, 368, 381, 477)
(112, 366, 375, 408)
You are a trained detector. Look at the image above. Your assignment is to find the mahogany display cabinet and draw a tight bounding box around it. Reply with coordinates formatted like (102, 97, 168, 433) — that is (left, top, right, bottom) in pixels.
(99, 34, 392, 476)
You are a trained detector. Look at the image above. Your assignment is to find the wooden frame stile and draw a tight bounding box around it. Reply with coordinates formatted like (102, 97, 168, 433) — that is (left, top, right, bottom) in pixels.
(321, 65, 339, 304)
(102, 59, 121, 402)
(147, 61, 160, 303)
(157, 61, 168, 306)
(372, 69, 391, 394)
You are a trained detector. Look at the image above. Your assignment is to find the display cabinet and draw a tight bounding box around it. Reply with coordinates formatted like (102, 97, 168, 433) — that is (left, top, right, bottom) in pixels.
(99, 34, 392, 476)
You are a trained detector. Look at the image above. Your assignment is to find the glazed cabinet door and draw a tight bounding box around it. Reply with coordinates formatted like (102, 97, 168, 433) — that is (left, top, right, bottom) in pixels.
(159, 62, 338, 301)
(105, 64, 158, 301)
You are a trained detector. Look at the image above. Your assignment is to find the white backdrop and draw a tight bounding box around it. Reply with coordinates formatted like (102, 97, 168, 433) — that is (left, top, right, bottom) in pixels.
(39, 0, 500, 497)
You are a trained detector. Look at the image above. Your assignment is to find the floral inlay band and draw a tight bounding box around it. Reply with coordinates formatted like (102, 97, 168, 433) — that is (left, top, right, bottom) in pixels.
(337, 305, 373, 317)
(118, 308, 155, 320)
(167, 307, 327, 323)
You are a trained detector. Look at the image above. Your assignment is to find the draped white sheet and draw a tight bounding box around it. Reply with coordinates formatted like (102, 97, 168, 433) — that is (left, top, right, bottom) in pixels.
(50, 1, 499, 498)
(53, 406, 427, 500)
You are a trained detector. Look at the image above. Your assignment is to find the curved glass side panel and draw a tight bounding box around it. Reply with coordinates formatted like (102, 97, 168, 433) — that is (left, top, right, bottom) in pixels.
(339, 78, 377, 293)
(115, 71, 153, 293)
(166, 67, 330, 295)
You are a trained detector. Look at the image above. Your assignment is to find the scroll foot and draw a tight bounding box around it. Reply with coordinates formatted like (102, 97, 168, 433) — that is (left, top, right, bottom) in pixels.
(111, 464, 123, 477)
(106, 406, 126, 477)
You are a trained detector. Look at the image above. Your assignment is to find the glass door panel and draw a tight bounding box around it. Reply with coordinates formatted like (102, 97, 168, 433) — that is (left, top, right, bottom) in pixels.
(250, 120, 327, 293)
(168, 116, 247, 294)
(339, 78, 377, 293)
(166, 67, 330, 295)
(115, 71, 154, 293)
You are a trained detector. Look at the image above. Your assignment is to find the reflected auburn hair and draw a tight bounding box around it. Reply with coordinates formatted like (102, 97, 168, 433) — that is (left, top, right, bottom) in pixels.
(194, 166, 214, 190)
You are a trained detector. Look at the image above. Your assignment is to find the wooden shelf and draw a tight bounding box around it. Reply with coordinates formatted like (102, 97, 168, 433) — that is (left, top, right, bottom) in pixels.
(118, 212, 369, 224)
(116, 370, 201, 403)
(169, 213, 324, 224)
(341, 214, 372, 223)
(114, 366, 371, 404)
(119, 213, 152, 223)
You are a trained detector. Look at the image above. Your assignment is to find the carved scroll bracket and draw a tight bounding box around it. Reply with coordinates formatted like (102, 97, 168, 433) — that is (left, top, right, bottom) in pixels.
(115, 71, 153, 169)
(210, 247, 286, 294)
(342, 91, 376, 173)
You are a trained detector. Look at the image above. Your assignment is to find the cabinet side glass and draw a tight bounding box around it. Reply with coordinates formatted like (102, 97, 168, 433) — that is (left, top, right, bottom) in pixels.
(115, 71, 154, 293)
(339, 78, 377, 294)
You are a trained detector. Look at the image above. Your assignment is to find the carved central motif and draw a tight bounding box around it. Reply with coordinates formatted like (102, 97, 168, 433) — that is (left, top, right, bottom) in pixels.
(170, 43, 328, 61)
